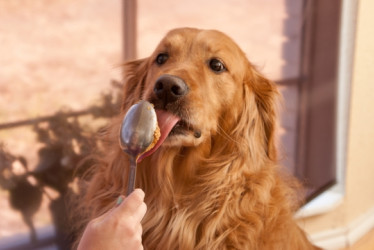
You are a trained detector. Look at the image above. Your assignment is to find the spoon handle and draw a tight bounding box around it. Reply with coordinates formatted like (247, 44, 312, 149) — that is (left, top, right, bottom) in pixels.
(126, 156, 137, 196)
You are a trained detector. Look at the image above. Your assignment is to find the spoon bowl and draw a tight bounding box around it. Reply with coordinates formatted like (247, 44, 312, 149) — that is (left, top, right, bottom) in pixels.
(119, 100, 157, 195)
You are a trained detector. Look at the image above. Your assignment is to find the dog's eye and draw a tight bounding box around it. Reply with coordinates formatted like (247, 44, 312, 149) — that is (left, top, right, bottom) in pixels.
(209, 58, 226, 73)
(156, 53, 169, 65)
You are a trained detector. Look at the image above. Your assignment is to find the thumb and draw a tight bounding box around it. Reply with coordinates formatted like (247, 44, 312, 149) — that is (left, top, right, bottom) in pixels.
(113, 189, 147, 223)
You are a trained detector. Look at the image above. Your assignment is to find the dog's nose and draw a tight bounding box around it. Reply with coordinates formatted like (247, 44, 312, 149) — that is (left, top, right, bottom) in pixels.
(153, 75, 189, 104)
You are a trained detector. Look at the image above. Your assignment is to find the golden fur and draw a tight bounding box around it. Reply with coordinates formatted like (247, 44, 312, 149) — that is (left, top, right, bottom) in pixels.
(77, 28, 318, 249)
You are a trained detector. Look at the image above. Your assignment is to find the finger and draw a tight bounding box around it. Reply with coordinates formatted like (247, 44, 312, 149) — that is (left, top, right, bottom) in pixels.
(132, 201, 147, 224)
(116, 189, 145, 217)
(91, 206, 114, 224)
(97, 190, 144, 224)
(94, 195, 124, 221)
(134, 223, 143, 245)
(136, 222, 143, 236)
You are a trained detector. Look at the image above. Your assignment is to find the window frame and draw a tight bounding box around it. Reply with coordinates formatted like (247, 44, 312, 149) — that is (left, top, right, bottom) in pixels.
(296, 0, 357, 217)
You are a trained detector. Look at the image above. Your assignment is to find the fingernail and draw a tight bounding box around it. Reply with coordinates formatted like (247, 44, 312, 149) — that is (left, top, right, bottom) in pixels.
(116, 196, 124, 206)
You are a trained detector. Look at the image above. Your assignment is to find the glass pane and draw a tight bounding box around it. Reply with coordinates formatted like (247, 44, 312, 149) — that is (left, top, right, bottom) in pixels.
(138, 0, 303, 81)
(0, 0, 122, 248)
(138, 0, 303, 174)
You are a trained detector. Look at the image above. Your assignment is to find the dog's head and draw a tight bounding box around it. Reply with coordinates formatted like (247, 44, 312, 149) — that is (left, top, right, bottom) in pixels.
(122, 28, 278, 161)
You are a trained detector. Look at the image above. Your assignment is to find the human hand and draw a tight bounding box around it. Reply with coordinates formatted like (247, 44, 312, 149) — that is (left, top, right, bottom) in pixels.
(77, 189, 147, 250)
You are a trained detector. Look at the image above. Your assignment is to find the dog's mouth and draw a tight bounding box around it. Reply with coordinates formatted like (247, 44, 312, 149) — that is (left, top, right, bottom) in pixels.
(156, 110, 201, 139)
(138, 109, 200, 162)
(169, 119, 191, 135)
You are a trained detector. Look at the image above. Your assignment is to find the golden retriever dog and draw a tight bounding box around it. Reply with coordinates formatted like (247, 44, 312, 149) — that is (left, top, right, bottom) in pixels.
(77, 28, 319, 249)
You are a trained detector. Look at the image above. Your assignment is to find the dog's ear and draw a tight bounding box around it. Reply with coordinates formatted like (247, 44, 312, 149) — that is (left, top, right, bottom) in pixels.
(244, 67, 279, 161)
(121, 58, 150, 110)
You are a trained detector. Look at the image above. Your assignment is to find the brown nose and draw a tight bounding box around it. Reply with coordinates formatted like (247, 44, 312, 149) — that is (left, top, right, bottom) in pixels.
(153, 75, 189, 105)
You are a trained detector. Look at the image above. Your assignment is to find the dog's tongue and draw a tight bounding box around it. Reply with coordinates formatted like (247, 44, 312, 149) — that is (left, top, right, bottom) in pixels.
(137, 110, 180, 162)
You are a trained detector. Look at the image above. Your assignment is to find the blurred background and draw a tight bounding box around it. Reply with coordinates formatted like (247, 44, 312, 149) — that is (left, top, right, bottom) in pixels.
(1, 0, 373, 249)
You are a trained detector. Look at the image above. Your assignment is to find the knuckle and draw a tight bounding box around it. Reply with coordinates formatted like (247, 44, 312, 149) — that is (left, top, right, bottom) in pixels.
(121, 216, 137, 235)
(133, 234, 143, 249)
(87, 220, 99, 231)
(132, 189, 145, 203)
(141, 201, 147, 211)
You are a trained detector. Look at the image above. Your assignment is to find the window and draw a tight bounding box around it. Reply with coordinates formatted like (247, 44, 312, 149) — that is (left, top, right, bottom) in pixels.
(296, 0, 342, 199)
(125, 0, 343, 200)
(0, 0, 345, 248)
(0, 0, 122, 248)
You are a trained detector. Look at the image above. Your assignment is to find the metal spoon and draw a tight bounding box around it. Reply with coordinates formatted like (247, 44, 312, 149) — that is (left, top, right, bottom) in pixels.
(119, 100, 157, 195)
